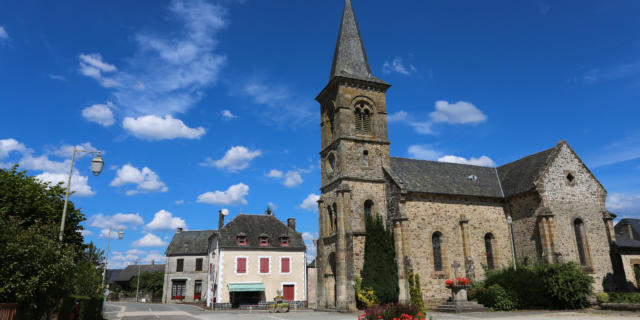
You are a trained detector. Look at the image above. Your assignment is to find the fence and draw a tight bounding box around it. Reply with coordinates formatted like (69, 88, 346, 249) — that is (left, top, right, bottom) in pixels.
(0, 303, 19, 320)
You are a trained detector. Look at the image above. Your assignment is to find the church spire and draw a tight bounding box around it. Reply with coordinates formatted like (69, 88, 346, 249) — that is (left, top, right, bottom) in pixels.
(329, 0, 386, 84)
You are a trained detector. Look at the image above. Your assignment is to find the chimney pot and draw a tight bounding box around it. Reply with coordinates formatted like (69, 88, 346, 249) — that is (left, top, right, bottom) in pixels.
(219, 210, 225, 230)
(177, 227, 183, 233)
(287, 218, 296, 231)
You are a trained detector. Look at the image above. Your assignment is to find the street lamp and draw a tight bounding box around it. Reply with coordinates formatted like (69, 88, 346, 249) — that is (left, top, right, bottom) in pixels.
(507, 215, 517, 270)
(58, 146, 104, 242)
(101, 227, 124, 296)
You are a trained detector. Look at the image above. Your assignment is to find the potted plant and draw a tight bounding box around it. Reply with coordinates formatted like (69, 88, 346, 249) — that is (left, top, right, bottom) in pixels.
(445, 277, 471, 302)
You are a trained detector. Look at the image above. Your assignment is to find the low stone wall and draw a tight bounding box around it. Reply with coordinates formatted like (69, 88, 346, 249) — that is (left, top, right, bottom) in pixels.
(601, 303, 640, 311)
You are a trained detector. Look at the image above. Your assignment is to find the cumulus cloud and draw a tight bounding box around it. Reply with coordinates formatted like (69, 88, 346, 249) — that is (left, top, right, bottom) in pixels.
(266, 169, 283, 178)
(407, 145, 442, 161)
(80, 0, 227, 117)
(146, 209, 187, 231)
(132, 233, 169, 247)
(88, 213, 144, 230)
(47, 142, 101, 158)
(110, 249, 166, 268)
(382, 57, 416, 75)
(78, 53, 119, 88)
(110, 164, 168, 195)
(430, 100, 487, 124)
(197, 183, 249, 206)
(36, 172, 96, 196)
(80, 229, 93, 236)
(302, 231, 318, 263)
(200, 146, 261, 172)
(266, 169, 303, 187)
(82, 103, 115, 127)
(438, 155, 496, 167)
(0, 26, 9, 41)
(0, 138, 27, 158)
(174, 200, 184, 205)
(387, 111, 408, 122)
(123, 114, 205, 140)
(299, 193, 320, 211)
(607, 193, 640, 218)
(221, 109, 236, 120)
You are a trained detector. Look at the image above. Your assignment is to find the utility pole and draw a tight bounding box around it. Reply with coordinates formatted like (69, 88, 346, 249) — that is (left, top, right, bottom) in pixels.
(136, 260, 142, 302)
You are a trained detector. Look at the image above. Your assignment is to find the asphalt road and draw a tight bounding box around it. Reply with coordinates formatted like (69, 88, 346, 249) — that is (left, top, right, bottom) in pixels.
(103, 302, 639, 320)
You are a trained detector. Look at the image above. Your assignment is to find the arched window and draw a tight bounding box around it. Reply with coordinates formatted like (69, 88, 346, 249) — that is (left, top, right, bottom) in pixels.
(574, 219, 588, 267)
(484, 233, 495, 270)
(331, 203, 338, 233)
(363, 109, 371, 133)
(354, 102, 372, 135)
(327, 106, 335, 136)
(432, 232, 443, 271)
(363, 200, 374, 223)
(354, 108, 363, 133)
(362, 150, 369, 166)
(327, 153, 336, 173)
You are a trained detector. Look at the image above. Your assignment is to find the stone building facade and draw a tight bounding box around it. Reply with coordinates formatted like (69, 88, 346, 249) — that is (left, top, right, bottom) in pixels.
(612, 219, 640, 291)
(315, 0, 617, 311)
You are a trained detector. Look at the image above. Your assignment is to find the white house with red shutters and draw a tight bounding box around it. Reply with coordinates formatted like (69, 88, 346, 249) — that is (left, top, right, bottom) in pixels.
(162, 210, 307, 309)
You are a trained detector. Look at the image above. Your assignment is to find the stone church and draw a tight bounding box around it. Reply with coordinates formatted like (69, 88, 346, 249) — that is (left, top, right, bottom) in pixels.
(315, 0, 617, 310)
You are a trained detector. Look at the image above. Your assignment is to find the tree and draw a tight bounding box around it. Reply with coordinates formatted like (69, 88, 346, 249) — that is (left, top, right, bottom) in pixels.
(360, 213, 398, 304)
(72, 242, 105, 297)
(130, 271, 164, 298)
(408, 271, 425, 314)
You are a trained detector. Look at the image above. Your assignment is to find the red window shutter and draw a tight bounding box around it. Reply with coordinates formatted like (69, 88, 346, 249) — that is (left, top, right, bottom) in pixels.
(281, 257, 290, 273)
(260, 258, 269, 273)
(237, 257, 246, 273)
(283, 285, 295, 301)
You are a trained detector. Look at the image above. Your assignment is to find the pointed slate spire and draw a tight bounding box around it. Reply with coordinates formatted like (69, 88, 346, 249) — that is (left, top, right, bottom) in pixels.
(330, 0, 386, 84)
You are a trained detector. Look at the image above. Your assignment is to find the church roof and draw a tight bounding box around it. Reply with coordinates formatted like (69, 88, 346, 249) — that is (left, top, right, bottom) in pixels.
(218, 214, 305, 250)
(390, 157, 504, 198)
(615, 219, 640, 249)
(329, 0, 387, 85)
(166, 230, 216, 256)
(497, 146, 557, 197)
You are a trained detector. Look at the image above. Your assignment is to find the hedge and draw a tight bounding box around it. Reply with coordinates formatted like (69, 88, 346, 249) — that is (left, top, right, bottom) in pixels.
(58, 295, 104, 320)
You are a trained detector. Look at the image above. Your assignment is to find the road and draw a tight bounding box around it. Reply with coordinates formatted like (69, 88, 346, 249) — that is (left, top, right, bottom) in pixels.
(103, 302, 639, 320)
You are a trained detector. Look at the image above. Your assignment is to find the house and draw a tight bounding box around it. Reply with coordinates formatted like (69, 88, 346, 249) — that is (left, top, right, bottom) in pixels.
(613, 218, 640, 290)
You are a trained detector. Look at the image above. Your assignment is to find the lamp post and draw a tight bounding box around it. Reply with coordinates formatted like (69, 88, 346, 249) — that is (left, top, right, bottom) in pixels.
(101, 227, 124, 296)
(507, 215, 517, 270)
(59, 146, 104, 242)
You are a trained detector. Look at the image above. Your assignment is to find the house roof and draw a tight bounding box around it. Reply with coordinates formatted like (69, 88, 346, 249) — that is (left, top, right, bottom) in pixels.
(615, 218, 640, 249)
(106, 269, 123, 284)
(166, 230, 216, 256)
(389, 157, 503, 198)
(218, 214, 305, 250)
(497, 146, 557, 197)
(114, 264, 165, 283)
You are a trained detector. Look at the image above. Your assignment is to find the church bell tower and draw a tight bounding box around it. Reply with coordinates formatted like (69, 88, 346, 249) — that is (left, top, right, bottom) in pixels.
(315, 0, 394, 311)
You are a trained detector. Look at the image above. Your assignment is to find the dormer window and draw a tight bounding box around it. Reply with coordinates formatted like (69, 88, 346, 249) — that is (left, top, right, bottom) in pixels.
(237, 236, 247, 245)
(280, 237, 290, 247)
(259, 236, 269, 246)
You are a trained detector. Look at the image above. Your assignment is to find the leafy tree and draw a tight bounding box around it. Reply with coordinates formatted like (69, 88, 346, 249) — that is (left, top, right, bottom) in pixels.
(361, 213, 398, 304)
(72, 242, 105, 297)
(130, 271, 164, 298)
(408, 271, 425, 314)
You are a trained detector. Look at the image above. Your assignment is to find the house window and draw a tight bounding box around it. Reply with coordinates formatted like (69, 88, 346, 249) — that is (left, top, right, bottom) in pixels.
(281, 257, 291, 273)
(280, 237, 290, 247)
(260, 257, 270, 273)
(432, 232, 443, 271)
(236, 257, 247, 274)
(171, 280, 186, 299)
(176, 259, 184, 272)
(259, 236, 269, 246)
(237, 236, 247, 245)
(574, 219, 588, 267)
(194, 280, 202, 300)
(485, 233, 495, 270)
(195, 258, 203, 272)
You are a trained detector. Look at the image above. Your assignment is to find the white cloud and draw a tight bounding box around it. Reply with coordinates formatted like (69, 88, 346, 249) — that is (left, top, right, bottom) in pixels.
(36, 172, 95, 196)
(82, 103, 115, 127)
(80, 229, 93, 236)
(88, 213, 144, 230)
(78, 53, 119, 88)
(302, 231, 318, 263)
(438, 155, 496, 167)
(382, 57, 416, 75)
(387, 111, 408, 122)
(110, 164, 168, 195)
(607, 193, 640, 218)
(410, 121, 434, 135)
(589, 132, 640, 168)
(221, 109, 236, 120)
(407, 145, 442, 161)
(299, 193, 320, 211)
(430, 100, 487, 124)
(174, 200, 184, 205)
(267, 202, 277, 210)
(0, 26, 9, 41)
(80, 0, 227, 117)
(0, 138, 27, 158)
(240, 79, 316, 128)
(123, 114, 205, 140)
(109, 249, 166, 268)
(197, 183, 249, 206)
(47, 142, 101, 158)
(49, 74, 66, 81)
(146, 209, 187, 231)
(200, 146, 261, 172)
(266, 169, 303, 187)
(132, 233, 169, 247)
(99, 228, 124, 239)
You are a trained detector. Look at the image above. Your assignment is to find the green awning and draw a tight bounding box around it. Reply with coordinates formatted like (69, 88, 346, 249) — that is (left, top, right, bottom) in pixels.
(228, 283, 265, 292)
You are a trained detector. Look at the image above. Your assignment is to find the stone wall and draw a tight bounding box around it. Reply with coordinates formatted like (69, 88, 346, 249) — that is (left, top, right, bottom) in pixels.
(620, 254, 640, 290)
(162, 255, 209, 303)
(506, 192, 542, 263)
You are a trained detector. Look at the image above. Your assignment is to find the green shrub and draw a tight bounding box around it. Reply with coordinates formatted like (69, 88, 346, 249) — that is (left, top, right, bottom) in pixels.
(467, 280, 485, 302)
(538, 262, 593, 309)
(609, 292, 640, 303)
(595, 292, 609, 304)
(408, 271, 426, 315)
(475, 284, 517, 311)
(363, 303, 419, 320)
(354, 277, 378, 309)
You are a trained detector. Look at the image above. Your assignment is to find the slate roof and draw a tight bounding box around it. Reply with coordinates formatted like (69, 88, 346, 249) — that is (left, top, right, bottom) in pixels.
(615, 219, 640, 249)
(389, 157, 503, 198)
(329, 0, 387, 85)
(105, 269, 123, 284)
(166, 230, 216, 256)
(218, 214, 305, 250)
(497, 146, 557, 197)
(114, 264, 165, 282)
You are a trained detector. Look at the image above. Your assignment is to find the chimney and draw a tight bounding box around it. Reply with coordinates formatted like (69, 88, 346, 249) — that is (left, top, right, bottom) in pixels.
(219, 211, 225, 230)
(287, 218, 296, 231)
(177, 227, 183, 233)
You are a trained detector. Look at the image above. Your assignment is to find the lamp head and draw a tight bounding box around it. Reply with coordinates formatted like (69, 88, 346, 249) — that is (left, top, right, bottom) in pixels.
(118, 229, 124, 240)
(91, 154, 104, 176)
(220, 208, 229, 216)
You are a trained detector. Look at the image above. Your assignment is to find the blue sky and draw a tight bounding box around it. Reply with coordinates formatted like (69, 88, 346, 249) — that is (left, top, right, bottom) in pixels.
(1, 0, 639, 268)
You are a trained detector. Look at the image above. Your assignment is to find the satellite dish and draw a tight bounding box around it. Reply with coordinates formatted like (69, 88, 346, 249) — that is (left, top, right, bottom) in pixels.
(220, 208, 229, 216)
